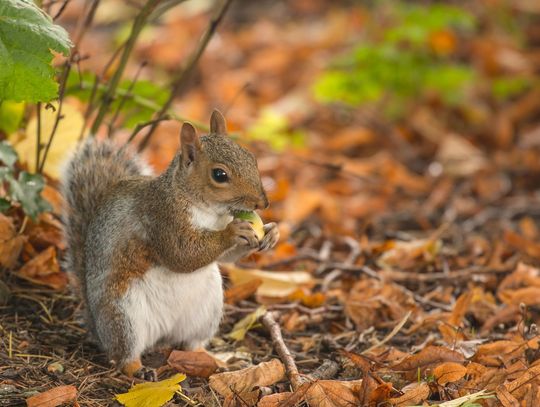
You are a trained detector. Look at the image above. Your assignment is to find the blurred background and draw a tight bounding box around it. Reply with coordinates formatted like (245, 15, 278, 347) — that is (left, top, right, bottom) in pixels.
(2, 0, 540, 405)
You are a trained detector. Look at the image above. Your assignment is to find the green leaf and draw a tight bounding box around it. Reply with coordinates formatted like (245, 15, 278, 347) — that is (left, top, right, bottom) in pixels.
(0, 198, 10, 212)
(0, 0, 72, 102)
(7, 171, 51, 220)
(0, 101, 25, 134)
(115, 373, 186, 407)
(0, 140, 18, 168)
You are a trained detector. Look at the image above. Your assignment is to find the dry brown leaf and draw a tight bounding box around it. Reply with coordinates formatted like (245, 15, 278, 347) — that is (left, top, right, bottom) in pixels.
(209, 359, 285, 399)
(304, 380, 360, 407)
(26, 385, 77, 407)
(499, 287, 540, 306)
(257, 391, 300, 407)
(433, 362, 467, 385)
(504, 230, 540, 260)
(225, 264, 314, 298)
(0, 213, 25, 269)
(496, 384, 520, 407)
(392, 346, 465, 371)
(167, 350, 218, 378)
(504, 362, 540, 394)
(448, 291, 473, 327)
(224, 278, 263, 304)
(17, 246, 68, 290)
(388, 382, 430, 406)
(436, 133, 488, 176)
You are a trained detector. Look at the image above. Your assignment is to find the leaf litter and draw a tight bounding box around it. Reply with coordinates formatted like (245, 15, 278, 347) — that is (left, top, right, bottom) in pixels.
(1, 1, 540, 406)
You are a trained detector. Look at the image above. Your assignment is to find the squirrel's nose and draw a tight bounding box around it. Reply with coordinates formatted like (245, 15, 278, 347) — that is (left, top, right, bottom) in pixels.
(255, 194, 269, 210)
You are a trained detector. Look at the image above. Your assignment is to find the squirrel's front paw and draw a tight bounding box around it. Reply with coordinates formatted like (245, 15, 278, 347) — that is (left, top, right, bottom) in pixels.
(259, 222, 279, 251)
(227, 219, 260, 250)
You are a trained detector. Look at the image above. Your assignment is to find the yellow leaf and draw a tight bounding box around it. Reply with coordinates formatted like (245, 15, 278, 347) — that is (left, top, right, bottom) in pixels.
(10, 101, 84, 179)
(115, 373, 186, 407)
(226, 264, 314, 298)
(228, 305, 266, 341)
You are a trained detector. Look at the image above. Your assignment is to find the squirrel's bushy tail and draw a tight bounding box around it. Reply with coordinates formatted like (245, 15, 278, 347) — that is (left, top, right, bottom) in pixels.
(61, 139, 150, 291)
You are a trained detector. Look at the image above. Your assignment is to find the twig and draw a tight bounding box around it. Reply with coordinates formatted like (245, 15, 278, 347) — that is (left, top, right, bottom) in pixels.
(138, 0, 234, 151)
(35, 103, 42, 173)
(260, 311, 302, 390)
(362, 311, 412, 354)
(89, 0, 162, 135)
(308, 359, 339, 381)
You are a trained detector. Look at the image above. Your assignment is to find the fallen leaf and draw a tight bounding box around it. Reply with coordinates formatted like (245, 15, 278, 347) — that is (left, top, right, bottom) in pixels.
(392, 346, 465, 371)
(115, 373, 186, 407)
(26, 385, 77, 407)
(387, 382, 430, 406)
(225, 264, 314, 298)
(304, 380, 360, 407)
(433, 362, 467, 385)
(288, 288, 326, 308)
(167, 350, 218, 378)
(436, 133, 488, 176)
(0, 213, 25, 269)
(496, 385, 520, 407)
(17, 246, 68, 290)
(257, 391, 300, 407)
(228, 306, 267, 341)
(209, 359, 285, 399)
(224, 278, 262, 304)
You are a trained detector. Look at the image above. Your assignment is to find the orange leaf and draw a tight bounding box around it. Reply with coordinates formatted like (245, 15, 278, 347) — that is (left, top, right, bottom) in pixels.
(26, 385, 77, 407)
(388, 382, 430, 406)
(17, 246, 68, 290)
(167, 350, 218, 378)
(392, 346, 465, 371)
(433, 362, 467, 385)
(224, 278, 262, 304)
(0, 213, 25, 269)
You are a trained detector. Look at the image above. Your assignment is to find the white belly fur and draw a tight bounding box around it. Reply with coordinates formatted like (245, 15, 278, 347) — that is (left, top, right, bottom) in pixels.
(121, 262, 223, 357)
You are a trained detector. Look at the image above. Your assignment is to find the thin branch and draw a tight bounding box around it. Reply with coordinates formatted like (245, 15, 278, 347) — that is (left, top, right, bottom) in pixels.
(138, 0, 234, 151)
(260, 311, 302, 390)
(89, 0, 163, 135)
(107, 61, 147, 138)
(35, 103, 42, 173)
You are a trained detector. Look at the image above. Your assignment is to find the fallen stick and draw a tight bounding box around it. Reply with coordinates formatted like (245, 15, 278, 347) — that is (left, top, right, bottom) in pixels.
(260, 311, 302, 390)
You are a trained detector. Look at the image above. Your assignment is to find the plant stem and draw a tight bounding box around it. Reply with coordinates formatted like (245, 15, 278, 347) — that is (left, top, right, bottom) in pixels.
(138, 0, 234, 151)
(89, 0, 162, 136)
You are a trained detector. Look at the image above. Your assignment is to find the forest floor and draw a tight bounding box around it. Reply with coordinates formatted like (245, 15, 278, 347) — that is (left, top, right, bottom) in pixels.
(2, 0, 540, 406)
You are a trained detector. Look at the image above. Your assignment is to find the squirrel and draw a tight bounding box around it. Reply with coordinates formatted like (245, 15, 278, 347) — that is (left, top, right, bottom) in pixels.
(61, 110, 279, 380)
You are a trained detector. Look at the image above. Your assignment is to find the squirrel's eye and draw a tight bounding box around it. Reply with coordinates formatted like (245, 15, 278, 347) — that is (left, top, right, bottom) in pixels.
(212, 168, 228, 183)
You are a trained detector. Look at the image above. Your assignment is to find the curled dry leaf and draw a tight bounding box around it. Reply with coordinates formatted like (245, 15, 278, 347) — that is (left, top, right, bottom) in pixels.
(26, 385, 77, 407)
(167, 350, 218, 378)
(224, 278, 262, 304)
(17, 246, 68, 290)
(387, 382, 430, 406)
(433, 362, 467, 385)
(0, 213, 25, 269)
(209, 358, 285, 399)
(304, 380, 361, 407)
(392, 346, 465, 371)
(225, 264, 314, 298)
(257, 391, 300, 407)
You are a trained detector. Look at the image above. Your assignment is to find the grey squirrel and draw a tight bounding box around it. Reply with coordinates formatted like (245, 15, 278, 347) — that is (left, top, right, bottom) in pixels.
(61, 110, 279, 379)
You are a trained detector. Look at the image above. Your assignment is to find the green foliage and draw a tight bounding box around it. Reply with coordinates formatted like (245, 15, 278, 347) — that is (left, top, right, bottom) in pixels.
(0, 141, 50, 220)
(0, 101, 25, 134)
(491, 77, 530, 101)
(313, 3, 477, 118)
(0, 0, 72, 103)
(66, 71, 168, 129)
(247, 109, 305, 151)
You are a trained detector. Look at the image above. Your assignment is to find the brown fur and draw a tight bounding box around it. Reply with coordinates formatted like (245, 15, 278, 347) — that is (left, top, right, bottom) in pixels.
(61, 110, 273, 378)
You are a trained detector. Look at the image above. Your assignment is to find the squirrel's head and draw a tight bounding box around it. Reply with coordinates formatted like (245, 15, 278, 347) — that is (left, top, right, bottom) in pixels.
(175, 110, 268, 214)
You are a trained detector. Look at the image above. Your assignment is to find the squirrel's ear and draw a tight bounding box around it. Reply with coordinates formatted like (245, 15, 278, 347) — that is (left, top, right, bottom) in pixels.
(180, 122, 200, 166)
(210, 109, 227, 135)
